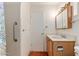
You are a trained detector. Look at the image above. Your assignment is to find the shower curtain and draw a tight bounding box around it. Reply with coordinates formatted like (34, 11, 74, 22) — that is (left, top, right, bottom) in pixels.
(0, 2, 6, 56)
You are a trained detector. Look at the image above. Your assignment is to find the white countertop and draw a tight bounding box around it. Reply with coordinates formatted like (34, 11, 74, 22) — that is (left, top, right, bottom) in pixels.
(47, 34, 76, 41)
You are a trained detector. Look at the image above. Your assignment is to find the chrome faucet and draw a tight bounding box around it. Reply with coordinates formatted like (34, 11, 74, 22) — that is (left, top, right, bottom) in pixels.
(61, 35, 66, 38)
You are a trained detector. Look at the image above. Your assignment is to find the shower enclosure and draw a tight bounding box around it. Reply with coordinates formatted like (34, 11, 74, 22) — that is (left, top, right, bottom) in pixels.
(0, 2, 6, 56)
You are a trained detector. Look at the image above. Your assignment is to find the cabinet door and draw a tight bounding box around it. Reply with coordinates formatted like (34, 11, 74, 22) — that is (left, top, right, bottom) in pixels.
(62, 42, 75, 56)
(56, 13, 63, 28)
(62, 9, 68, 28)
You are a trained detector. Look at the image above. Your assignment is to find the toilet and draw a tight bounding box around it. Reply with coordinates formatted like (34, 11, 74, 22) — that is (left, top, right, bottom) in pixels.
(74, 46, 79, 56)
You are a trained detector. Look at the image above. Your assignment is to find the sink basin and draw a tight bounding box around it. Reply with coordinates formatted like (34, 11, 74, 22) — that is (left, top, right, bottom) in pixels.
(48, 34, 63, 39)
(47, 34, 76, 41)
(51, 36, 63, 39)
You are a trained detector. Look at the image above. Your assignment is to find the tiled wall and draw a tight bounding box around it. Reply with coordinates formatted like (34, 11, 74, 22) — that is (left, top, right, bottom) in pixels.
(0, 2, 6, 56)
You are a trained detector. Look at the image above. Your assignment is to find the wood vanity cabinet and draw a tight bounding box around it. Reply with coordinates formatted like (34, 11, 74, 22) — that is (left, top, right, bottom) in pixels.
(47, 37, 53, 56)
(47, 36, 75, 56)
(55, 2, 72, 29)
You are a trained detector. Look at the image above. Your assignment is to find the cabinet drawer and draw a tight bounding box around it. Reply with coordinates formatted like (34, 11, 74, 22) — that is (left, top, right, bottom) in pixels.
(53, 41, 75, 56)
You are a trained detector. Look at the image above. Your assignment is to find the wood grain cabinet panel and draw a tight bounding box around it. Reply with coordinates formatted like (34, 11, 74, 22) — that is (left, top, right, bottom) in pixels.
(47, 37, 53, 56)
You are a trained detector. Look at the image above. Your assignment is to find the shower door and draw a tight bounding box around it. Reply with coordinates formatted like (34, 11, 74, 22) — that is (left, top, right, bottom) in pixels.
(0, 2, 6, 56)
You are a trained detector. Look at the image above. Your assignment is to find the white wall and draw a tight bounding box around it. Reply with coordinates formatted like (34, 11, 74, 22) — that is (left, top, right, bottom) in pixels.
(43, 5, 58, 34)
(20, 3, 31, 56)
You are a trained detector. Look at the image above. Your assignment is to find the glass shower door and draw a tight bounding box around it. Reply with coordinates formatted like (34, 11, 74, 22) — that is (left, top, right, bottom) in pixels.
(0, 2, 6, 56)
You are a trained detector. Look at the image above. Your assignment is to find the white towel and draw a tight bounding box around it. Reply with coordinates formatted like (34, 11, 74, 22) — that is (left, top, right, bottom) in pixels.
(74, 46, 79, 52)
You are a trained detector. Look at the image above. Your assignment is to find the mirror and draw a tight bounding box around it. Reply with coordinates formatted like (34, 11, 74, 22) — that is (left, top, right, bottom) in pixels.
(55, 3, 72, 29)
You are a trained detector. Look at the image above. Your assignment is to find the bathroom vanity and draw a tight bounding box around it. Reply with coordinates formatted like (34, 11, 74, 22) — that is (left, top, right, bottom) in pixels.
(47, 34, 75, 56)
